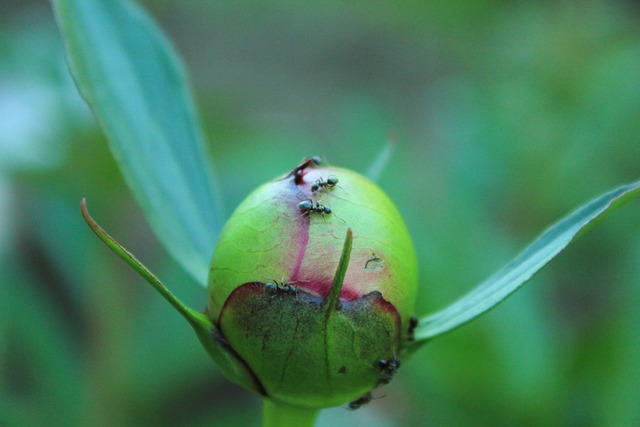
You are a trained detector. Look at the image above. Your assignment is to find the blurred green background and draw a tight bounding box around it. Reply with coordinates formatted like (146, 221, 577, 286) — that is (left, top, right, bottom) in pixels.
(2, 0, 640, 426)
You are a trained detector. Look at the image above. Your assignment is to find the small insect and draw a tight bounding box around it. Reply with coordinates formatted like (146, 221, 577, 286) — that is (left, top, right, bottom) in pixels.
(298, 199, 332, 216)
(264, 282, 278, 294)
(407, 316, 418, 341)
(264, 279, 299, 296)
(302, 155, 323, 166)
(348, 392, 372, 410)
(311, 176, 339, 193)
(282, 283, 298, 294)
(377, 356, 401, 385)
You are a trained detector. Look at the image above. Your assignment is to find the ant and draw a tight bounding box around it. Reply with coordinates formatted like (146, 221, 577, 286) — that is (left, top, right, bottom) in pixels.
(303, 155, 323, 166)
(377, 355, 401, 385)
(348, 392, 372, 410)
(311, 176, 339, 193)
(264, 279, 299, 296)
(298, 199, 332, 217)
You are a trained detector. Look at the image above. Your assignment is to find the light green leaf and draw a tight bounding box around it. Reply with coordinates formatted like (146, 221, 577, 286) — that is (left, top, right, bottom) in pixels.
(51, 0, 222, 285)
(413, 180, 640, 342)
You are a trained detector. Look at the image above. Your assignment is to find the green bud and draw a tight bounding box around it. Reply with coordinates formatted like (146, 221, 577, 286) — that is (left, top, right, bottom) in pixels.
(208, 160, 418, 408)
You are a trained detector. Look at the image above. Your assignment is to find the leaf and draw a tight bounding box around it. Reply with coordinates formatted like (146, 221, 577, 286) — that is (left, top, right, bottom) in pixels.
(80, 199, 213, 330)
(80, 199, 266, 395)
(412, 180, 640, 342)
(51, 0, 223, 286)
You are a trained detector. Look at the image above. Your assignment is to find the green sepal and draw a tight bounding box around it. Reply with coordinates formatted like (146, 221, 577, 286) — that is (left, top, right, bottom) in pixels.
(219, 287, 400, 408)
(80, 199, 264, 395)
(217, 229, 401, 408)
(322, 228, 352, 317)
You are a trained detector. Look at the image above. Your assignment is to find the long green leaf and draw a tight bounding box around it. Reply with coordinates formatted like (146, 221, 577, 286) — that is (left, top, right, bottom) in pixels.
(413, 180, 640, 342)
(51, 0, 222, 286)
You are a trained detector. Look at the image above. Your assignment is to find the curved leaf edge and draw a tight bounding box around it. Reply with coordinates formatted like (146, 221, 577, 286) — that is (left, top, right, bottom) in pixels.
(80, 199, 266, 395)
(51, 0, 224, 287)
(408, 180, 640, 347)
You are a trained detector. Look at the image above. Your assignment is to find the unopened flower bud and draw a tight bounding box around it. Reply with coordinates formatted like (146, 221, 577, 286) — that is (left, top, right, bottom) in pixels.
(208, 160, 418, 408)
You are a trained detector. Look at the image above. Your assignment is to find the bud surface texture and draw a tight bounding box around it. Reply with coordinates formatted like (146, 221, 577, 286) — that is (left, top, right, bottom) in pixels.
(208, 162, 418, 408)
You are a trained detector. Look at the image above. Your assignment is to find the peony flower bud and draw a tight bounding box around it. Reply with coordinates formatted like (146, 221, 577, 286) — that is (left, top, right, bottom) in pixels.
(208, 159, 418, 409)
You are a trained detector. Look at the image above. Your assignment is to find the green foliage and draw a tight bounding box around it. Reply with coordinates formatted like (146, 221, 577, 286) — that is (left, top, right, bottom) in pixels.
(411, 180, 640, 343)
(52, 0, 223, 286)
(2, 0, 640, 426)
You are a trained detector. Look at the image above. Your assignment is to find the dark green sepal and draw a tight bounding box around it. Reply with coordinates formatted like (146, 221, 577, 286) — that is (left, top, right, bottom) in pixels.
(80, 199, 264, 395)
(219, 285, 401, 408)
(194, 323, 266, 396)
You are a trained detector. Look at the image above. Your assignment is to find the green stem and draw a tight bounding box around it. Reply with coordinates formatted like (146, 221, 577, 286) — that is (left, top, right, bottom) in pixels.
(262, 400, 319, 427)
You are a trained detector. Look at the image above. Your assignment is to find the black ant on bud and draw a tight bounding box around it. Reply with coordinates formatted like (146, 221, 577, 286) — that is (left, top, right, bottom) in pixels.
(377, 356, 401, 385)
(303, 156, 323, 166)
(298, 199, 332, 217)
(264, 279, 300, 296)
(348, 392, 372, 410)
(311, 176, 339, 193)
